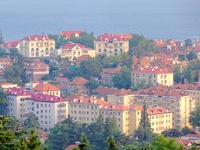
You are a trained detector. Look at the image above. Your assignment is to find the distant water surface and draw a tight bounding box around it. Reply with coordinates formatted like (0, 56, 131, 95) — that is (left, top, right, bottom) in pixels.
(0, 0, 200, 41)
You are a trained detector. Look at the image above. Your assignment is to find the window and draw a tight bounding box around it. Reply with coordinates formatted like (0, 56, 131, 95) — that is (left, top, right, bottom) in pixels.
(104, 49, 107, 52)
(98, 49, 101, 52)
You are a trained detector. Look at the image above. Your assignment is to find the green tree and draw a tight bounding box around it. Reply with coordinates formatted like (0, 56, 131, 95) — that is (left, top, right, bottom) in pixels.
(106, 135, 118, 150)
(0, 48, 8, 58)
(0, 87, 8, 115)
(105, 116, 119, 136)
(86, 79, 101, 94)
(162, 128, 182, 137)
(181, 126, 193, 136)
(112, 65, 131, 89)
(151, 135, 183, 150)
(134, 102, 153, 144)
(189, 106, 200, 128)
(173, 67, 182, 84)
(187, 52, 197, 61)
(9, 48, 20, 59)
(27, 130, 41, 150)
(75, 133, 90, 150)
(23, 113, 40, 130)
(184, 39, 192, 47)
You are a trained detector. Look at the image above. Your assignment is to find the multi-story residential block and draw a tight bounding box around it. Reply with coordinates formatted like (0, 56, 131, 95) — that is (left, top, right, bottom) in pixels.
(68, 96, 109, 124)
(25, 60, 49, 81)
(59, 30, 83, 39)
(57, 42, 95, 61)
(0, 58, 12, 69)
(133, 87, 191, 130)
(20, 35, 55, 58)
(131, 67, 174, 86)
(67, 77, 89, 94)
(5, 87, 32, 120)
(25, 94, 68, 131)
(101, 66, 121, 87)
(94, 33, 129, 57)
(32, 83, 60, 97)
(148, 107, 172, 134)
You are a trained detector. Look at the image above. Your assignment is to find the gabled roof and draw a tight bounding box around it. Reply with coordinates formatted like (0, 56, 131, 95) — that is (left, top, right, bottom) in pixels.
(5, 87, 32, 96)
(21, 35, 52, 41)
(76, 54, 91, 62)
(61, 42, 87, 50)
(28, 60, 49, 69)
(147, 107, 171, 115)
(33, 83, 60, 92)
(172, 84, 199, 91)
(70, 96, 109, 105)
(102, 66, 121, 74)
(60, 30, 83, 38)
(93, 87, 133, 96)
(96, 33, 128, 42)
(100, 103, 129, 111)
(133, 67, 173, 74)
(69, 77, 88, 85)
(26, 93, 67, 103)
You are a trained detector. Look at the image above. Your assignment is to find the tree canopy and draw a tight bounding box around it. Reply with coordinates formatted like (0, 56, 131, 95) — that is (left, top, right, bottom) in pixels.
(189, 105, 200, 128)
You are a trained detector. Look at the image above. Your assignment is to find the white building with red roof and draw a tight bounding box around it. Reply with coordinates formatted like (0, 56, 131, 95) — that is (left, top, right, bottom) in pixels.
(19, 35, 55, 58)
(131, 66, 174, 86)
(59, 30, 83, 39)
(94, 33, 129, 57)
(1, 40, 20, 52)
(26, 60, 49, 81)
(57, 42, 95, 61)
(25, 93, 68, 131)
(5, 87, 32, 120)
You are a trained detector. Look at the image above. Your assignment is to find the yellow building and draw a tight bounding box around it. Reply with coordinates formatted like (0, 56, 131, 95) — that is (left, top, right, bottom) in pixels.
(59, 42, 95, 61)
(94, 33, 129, 57)
(134, 87, 191, 130)
(131, 67, 174, 86)
(20, 35, 55, 58)
(147, 107, 172, 134)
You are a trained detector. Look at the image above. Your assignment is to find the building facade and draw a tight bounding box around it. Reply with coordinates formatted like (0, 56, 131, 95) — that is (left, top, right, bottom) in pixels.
(94, 33, 129, 57)
(132, 67, 174, 86)
(20, 35, 55, 58)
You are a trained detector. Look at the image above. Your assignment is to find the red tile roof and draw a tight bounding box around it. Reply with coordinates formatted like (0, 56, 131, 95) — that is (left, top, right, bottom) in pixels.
(129, 105, 143, 111)
(96, 33, 128, 42)
(28, 60, 49, 69)
(5, 87, 32, 96)
(61, 42, 87, 50)
(71, 96, 109, 105)
(0, 58, 11, 63)
(93, 87, 133, 96)
(100, 103, 129, 111)
(66, 144, 78, 150)
(172, 84, 199, 91)
(147, 107, 171, 115)
(176, 138, 192, 148)
(21, 35, 52, 41)
(26, 93, 67, 103)
(133, 67, 173, 74)
(69, 77, 88, 85)
(33, 83, 60, 92)
(102, 66, 121, 74)
(76, 54, 91, 62)
(60, 30, 83, 38)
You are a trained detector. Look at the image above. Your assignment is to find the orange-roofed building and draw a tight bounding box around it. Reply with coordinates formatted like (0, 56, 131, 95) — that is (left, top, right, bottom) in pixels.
(131, 66, 174, 86)
(33, 83, 60, 97)
(147, 107, 172, 134)
(67, 77, 89, 94)
(59, 30, 83, 39)
(26, 60, 49, 81)
(76, 54, 91, 67)
(175, 138, 192, 149)
(101, 66, 122, 87)
(1, 40, 20, 52)
(94, 33, 129, 57)
(19, 35, 55, 58)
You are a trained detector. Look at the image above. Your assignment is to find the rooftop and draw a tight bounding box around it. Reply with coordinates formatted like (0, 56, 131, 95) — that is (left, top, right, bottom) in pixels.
(5, 87, 32, 96)
(69, 77, 88, 85)
(147, 107, 171, 115)
(33, 83, 60, 92)
(133, 67, 173, 74)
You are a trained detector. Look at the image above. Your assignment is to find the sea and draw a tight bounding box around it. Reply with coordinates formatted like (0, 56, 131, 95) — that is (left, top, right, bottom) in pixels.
(0, 0, 200, 41)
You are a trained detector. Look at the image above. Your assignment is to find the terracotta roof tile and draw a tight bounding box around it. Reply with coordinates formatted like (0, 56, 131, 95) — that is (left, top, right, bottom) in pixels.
(60, 30, 83, 38)
(133, 67, 173, 74)
(76, 54, 91, 62)
(96, 33, 129, 42)
(61, 42, 87, 49)
(147, 107, 171, 115)
(33, 83, 60, 92)
(5, 87, 32, 96)
(69, 77, 88, 85)
(21, 35, 52, 41)
(102, 66, 121, 74)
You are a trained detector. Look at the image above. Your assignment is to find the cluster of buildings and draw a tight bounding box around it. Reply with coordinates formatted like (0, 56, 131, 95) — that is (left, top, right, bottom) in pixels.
(1, 30, 200, 139)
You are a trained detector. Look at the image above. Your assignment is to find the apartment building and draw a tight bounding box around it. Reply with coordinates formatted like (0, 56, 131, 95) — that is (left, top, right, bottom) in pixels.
(101, 66, 121, 87)
(133, 87, 191, 130)
(32, 82, 60, 97)
(25, 94, 68, 131)
(131, 67, 174, 86)
(25, 60, 49, 81)
(20, 35, 55, 58)
(148, 107, 172, 134)
(68, 96, 109, 124)
(94, 33, 129, 57)
(5, 87, 32, 120)
(67, 77, 89, 94)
